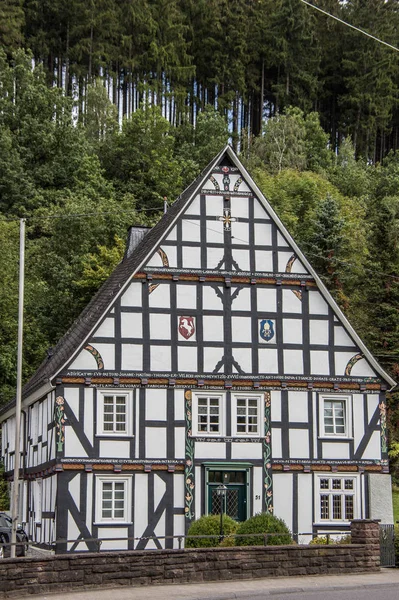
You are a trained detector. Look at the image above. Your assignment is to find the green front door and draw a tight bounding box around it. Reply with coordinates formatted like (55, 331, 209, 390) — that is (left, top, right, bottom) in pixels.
(208, 470, 247, 522)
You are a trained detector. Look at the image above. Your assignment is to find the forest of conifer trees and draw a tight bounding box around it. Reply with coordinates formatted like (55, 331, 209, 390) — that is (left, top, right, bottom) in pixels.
(1, 0, 399, 476)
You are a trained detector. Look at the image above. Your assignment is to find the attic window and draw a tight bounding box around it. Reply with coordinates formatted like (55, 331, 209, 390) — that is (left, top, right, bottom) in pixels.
(97, 390, 133, 437)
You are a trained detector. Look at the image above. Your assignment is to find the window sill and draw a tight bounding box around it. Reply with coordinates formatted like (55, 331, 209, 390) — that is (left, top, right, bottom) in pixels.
(95, 433, 134, 438)
(318, 436, 353, 441)
(94, 522, 133, 526)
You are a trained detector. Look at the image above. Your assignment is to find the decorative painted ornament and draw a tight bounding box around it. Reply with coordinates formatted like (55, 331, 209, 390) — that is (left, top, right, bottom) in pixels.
(178, 316, 196, 340)
(222, 166, 230, 191)
(259, 319, 275, 342)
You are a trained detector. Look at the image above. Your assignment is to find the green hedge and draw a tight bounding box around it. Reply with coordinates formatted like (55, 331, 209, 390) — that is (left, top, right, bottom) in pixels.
(235, 512, 292, 546)
(186, 514, 238, 548)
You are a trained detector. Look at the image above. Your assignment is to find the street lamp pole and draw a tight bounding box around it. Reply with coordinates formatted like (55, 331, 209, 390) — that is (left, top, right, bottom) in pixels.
(216, 484, 227, 542)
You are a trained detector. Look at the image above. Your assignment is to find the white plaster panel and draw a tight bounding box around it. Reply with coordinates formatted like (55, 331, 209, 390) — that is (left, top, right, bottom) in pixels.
(84, 387, 94, 445)
(284, 350, 304, 374)
(99, 528, 128, 550)
(232, 348, 252, 373)
(160, 246, 177, 268)
(206, 224, 224, 244)
(173, 516, 185, 545)
(253, 467, 263, 515)
(195, 442, 226, 459)
(95, 317, 115, 338)
(308, 292, 329, 315)
(150, 346, 171, 371)
(68, 349, 98, 370)
(173, 474, 185, 508)
(254, 222, 272, 246)
(154, 511, 166, 540)
(322, 443, 350, 459)
(255, 250, 273, 272)
(134, 475, 148, 538)
(334, 326, 355, 347)
(86, 473, 93, 533)
(277, 232, 289, 247)
(297, 474, 313, 536)
(362, 431, 381, 460)
(232, 222, 249, 245)
(185, 195, 201, 215)
(121, 282, 142, 307)
(164, 226, 177, 241)
(353, 394, 365, 452)
(231, 286, 251, 310)
(121, 344, 142, 371)
(65, 387, 79, 420)
(368, 474, 394, 524)
(283, 319, 302, 344)
(290, 258, 308, 274)
(253, 199, 270, 219)
(149, 284, 170, 308)
(231, 317, 252, 343)
(154, 473, 166, 506)
(207, 246, 225, 269)
(174, 390, 185, 420)
(205, 194, 224, 217)
(258, 348, 278, 374)
(182, 219, 201, 242)
(204, 347, 224, 372)
(64, 427, 88, 458)
(177, 285, 197, 309)
(146, 427, 167, 458)
(203, 286, 223, 309)
(67, 515, 83, 552)
(257, 288, 277, 313)
(175, 427, 185, 459)
(310, 351, 330, 375)
(121, 312, 143, 339)
(178, 346, 198, 372)
(150, 313, 171, 341)
(231, 196, 249, 219)
(271, 428, 282, 458)
(68, 473, 81, 511)
(367, 395, 379, 422)
(145, 389, 167, 421)
(232, 249, 250, 271)
(182, 245, 201, 269)
(351, 358, 377, 378)
(309, 320, 329, 345)
(203, 316, 224, 341)
(282, 289, 302, 314)
(278, 252, 296, 273)
(289, 429, 309, 459)
(271, 391, 282, 421)
(288, 392, 308, 423)
(99, 440, 130, 458)
(94, 344, 114, 370)
(231, 442, 262, 460)
(272, 473, 293, 530)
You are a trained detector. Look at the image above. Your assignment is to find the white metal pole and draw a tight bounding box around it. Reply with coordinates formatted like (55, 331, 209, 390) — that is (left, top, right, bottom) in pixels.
(11, 218, 25, 558)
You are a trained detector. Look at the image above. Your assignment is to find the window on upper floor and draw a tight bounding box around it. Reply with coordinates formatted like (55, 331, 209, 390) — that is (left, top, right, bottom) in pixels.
(95, 476, 132, 524)
(319, 395, 351, 438)
(97, 391, 133, 436)
(232, 395, 262, 437)
(315, 475, 359, 523)
(192, 394, 225, 436)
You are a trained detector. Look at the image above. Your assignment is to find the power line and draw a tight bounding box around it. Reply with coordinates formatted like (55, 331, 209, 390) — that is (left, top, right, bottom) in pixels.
(1, 207, 163, 223)
(300, 0, 399, 53)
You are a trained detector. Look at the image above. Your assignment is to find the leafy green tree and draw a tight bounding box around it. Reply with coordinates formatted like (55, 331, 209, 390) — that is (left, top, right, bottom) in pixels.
(0, 0, 24, 53)
(0, 465, 9, 510)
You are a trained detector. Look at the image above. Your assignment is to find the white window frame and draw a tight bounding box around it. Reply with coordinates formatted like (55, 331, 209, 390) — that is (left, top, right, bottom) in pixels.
(96, 390, 133, 437)
(192, 393, 225, 437)
(232, 394, 262, 437)
(95, 476, 132, 525)
(319, 394, 352, 439)
(314, 474, 360, 524)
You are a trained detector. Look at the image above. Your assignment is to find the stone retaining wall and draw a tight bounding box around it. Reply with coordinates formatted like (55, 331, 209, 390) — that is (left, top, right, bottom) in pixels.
(0, 520, 380, 598)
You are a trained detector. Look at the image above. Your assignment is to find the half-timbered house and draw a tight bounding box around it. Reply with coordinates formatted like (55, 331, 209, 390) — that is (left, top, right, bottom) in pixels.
(0, 146, 395, 552)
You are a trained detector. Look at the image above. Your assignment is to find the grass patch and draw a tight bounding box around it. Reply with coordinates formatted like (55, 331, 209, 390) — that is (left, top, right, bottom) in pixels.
(393, 485, 399, 523)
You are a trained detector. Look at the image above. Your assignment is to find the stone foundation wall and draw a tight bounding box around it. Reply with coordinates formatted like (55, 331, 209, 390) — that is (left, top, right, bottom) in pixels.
(0, 521, 380, 598)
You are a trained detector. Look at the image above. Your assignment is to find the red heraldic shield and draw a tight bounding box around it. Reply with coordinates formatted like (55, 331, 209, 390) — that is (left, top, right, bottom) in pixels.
(178, 316, 195, 340)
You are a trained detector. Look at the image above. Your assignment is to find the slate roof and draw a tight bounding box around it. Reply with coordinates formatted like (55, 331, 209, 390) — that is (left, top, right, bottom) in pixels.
(0, 146, 229, 413)
(1, 144, 395, 416)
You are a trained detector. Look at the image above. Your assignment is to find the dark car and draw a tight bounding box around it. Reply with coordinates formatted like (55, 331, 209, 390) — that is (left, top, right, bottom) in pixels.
(0, 513, 29, 558)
